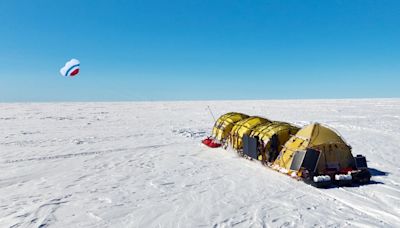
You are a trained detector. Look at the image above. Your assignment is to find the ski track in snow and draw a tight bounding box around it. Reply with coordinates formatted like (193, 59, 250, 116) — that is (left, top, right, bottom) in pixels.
(0, 100, 399, 227)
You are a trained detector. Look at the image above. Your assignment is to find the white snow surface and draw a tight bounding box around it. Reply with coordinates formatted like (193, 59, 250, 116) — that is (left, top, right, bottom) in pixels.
(1, 99, 400, 227)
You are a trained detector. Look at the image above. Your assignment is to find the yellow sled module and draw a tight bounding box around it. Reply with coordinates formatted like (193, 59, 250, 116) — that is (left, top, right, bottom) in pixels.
(274, 123, 354, 174)
(212, 112, 249, 141)
(250, 122, 300, 162)
(230, 116, 270, 150)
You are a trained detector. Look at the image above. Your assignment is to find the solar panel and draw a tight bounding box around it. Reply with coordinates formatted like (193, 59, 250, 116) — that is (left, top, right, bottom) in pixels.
(290, 151, 306, 171)
(302, 149, 321, 172)
(290, 149, 321, 172)
(243, 135, 258, 159)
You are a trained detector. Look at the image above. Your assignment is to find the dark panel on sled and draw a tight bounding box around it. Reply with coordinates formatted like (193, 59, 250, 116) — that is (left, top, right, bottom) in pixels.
(243, 135, 258, 159)
(302, 149, 321, 172)
(354, 155, 368, 169)
(290, 149, 321, 172)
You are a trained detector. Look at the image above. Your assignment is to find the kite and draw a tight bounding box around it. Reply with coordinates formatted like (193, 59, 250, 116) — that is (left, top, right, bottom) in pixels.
(60, 59, 80, 77)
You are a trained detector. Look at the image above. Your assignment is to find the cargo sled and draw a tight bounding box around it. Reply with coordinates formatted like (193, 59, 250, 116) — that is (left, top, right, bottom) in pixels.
(202, 137, 222, 148)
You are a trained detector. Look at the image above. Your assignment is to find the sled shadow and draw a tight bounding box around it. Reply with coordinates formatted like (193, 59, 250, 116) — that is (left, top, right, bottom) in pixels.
(321, 167, 387, 189)
(346, 167, 387, 188)
(368, 167, 388, 177)
(352, 180, 384, 187)
(346, 167, 387, 187)
(321, 180, 384, 189)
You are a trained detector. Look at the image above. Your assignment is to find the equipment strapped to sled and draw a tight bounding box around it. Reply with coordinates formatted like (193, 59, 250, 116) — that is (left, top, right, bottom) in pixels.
(202, 137, 222, 148)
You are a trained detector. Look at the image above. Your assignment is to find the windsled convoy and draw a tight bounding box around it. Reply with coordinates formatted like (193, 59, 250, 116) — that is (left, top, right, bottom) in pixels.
(202, 112, 371, 188)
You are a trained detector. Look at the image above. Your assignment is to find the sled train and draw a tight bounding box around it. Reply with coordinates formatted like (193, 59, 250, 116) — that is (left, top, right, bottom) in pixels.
(202, 112, 371, 188)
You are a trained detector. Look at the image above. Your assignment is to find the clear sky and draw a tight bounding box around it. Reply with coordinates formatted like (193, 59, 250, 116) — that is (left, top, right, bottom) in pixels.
(1, 0, 399, 102)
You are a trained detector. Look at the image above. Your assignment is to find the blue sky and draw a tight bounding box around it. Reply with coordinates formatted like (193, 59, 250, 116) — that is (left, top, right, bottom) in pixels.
(0, 0, 399, 102)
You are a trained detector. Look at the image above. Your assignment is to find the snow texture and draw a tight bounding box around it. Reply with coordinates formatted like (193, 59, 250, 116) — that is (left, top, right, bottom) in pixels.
(1, 99, 399, 227)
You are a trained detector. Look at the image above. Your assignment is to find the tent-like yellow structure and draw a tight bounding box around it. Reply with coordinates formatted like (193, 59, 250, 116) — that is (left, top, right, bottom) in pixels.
(230, 116, 270, 150)
(250, 122, 300, 162)
(211, 112, 249, 141)
(274, 123, 354, 173)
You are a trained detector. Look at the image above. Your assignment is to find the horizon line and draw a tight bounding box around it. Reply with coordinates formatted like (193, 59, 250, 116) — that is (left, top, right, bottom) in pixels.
(1, 97, 399, 104)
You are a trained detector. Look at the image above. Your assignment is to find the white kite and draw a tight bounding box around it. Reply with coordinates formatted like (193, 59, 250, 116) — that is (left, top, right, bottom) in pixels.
(60, 59, 80, 77)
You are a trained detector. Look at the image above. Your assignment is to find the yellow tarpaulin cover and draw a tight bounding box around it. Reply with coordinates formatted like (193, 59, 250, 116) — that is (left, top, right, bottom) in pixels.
(211, 112, 249, 141)
(250, 122, 300, 162)
(230, 116, 270, 150)
(274, 123, 354, 173)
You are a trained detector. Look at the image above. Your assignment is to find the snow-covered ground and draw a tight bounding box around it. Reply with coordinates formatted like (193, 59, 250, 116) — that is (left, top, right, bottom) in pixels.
(1, 99, 399, 227)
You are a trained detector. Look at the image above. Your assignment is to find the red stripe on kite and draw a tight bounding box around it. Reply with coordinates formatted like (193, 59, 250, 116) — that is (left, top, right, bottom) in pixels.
(70, 68, 80, 76)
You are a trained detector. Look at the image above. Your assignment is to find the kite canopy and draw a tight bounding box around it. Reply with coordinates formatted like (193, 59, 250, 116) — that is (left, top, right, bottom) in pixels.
(60, 59, 80, 77)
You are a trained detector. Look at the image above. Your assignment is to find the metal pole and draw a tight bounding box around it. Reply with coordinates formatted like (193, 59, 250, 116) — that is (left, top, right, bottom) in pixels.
(207, 105, 216, 122)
